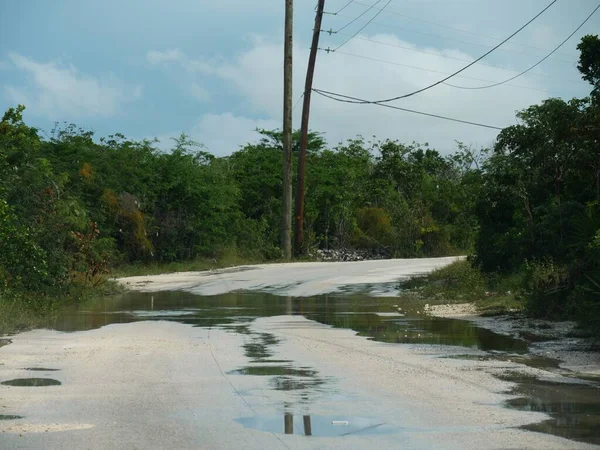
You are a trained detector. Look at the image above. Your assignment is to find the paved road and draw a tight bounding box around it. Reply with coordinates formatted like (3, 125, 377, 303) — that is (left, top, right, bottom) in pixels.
(1, 258, 596, 449)
(117, 257, 463, 297)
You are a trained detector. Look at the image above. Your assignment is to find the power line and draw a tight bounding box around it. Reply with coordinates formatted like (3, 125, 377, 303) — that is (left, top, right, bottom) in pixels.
(319, 0, 558, 104)
(323, 49, 556, 94)
(336, 0, 383, 34)
(334, 0, 392, 51)
(325, 0, 355, 15)
(292, 93, 304, 112)
(326, 12, 577, 65)
(331, 34, 583, 85)
(444, 3, 600, 90)
(313, 88, 504, 130)
(351, 0, 578, 61)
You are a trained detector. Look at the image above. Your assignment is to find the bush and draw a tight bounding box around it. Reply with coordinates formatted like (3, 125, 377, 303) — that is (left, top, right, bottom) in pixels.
(522, 258, 572, 319)
(401, 260, 487, 302)
(0, 199, 49, 289)
(354, 207, 392, 249)
(570, 279, 600, 333)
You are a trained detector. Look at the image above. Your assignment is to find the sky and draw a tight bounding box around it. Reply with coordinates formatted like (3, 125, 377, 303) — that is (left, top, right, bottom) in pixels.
(1, 0, 598, 155)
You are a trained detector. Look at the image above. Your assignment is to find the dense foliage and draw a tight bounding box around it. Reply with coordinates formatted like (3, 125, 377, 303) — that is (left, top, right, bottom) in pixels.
(1, 35, 598, 335)
(474, 34, 600, 330)
(0, 104, 481, 312)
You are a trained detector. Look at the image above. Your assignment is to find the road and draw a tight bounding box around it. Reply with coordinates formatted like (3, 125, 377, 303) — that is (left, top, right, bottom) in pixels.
(0, 258, 596, 449)
(117, 257, 463, 297)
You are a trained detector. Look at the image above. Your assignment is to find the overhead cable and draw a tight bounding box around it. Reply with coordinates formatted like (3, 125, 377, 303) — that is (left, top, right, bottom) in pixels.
(312, 89, 504, 130)
(336, 0, 383, 34)
(319, 0, 558, 104)
(444, 3, 600, 90)
(329, 13, 577, 65)
(325, 49, 555, 94)
(325, 0, 355, 15)
(331, 34, 582, 84)
(351, 0, 577, 60)
(333, 0, 393, 51)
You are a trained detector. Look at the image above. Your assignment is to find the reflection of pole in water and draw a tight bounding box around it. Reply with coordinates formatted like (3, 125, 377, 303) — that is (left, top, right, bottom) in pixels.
(303, 415, 312, 436)
(151, 296, 154, 311)
(282, 413, 312, 436)
(284, 412, 294, 434)
(285, 296, 292, 315)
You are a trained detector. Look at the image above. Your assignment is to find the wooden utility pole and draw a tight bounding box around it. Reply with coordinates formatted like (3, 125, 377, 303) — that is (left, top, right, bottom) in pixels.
(284, 413, 294, 434)
(294, 0, 325, 255)
(281, 0, 294, 260)
(303, 415, 312, 436)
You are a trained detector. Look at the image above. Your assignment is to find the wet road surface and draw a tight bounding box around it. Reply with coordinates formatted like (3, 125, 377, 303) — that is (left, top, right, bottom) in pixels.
(0, 289, 599, 449)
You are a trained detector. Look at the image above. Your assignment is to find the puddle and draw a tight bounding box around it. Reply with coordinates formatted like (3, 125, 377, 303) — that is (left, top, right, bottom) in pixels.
(234, 329, 332, 395)
(1, 378, 62, 387)
(24, 368, 60, 372)
(34, 290, 600, 444)
(270, 376, 329, 392)
(129, 310, 199, 318)
(0, 415, 23, 421)
(566, 373, 600, 383)
(213, 266, 257, 275)
(500, 373, 600, 446)
(242, 333, 281, 362)
(229, 366, 318, 377)
(222, 324, 252, 335)
(47, 291, 528, 353)
(443, 353, 560, 370)
(236, 414, 394, 437)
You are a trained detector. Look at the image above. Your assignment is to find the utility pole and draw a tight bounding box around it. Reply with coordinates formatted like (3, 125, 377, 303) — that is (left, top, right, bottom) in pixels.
(284, 413, 294, 434)
(294, 0, 325, 255)
(281, 0, 294, 260)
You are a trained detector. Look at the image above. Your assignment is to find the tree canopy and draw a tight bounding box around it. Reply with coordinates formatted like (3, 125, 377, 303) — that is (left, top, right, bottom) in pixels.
(1, 34, 599, 335)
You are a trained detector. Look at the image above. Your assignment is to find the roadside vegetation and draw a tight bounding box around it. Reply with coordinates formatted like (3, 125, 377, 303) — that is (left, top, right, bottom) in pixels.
(0, 109, 480, 333)
(1, 35, 599, 336)
(0, 281, 123, 335)
(399, 260, 525, 316)
(401, 35, 600, 336)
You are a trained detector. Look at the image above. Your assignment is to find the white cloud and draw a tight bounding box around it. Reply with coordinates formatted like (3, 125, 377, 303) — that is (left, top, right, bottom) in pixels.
(154, 113, 279, 156)
(4, 53, 141, 118)
(146, 49, 217, 102)
(146, 48, 186, 65)
(146, 25, 589, 153)
(190, 82, 210, 102)
(146, 49, 215, 75)
(191, 35, 550, 152)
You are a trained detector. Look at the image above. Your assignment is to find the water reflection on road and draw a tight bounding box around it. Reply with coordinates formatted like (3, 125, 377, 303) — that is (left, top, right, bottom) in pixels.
(236, 413, 393, 437)
(40, 290, 600, 445)
(49, 290, 528, 352)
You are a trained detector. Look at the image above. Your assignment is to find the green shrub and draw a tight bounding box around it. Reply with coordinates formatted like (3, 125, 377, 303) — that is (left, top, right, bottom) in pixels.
(401, 260, 486, 302)
(522, 258, 572, 319)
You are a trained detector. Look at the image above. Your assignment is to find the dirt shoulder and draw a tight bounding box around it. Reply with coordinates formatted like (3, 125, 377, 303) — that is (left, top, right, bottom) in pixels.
(428, 302, 600, 377)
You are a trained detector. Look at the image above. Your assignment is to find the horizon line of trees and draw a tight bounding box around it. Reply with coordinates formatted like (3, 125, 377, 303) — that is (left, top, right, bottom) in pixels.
(1, 34, 599, 333)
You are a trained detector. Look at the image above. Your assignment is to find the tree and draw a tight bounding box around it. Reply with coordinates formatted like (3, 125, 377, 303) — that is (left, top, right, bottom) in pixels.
(578, 34, 600, 97)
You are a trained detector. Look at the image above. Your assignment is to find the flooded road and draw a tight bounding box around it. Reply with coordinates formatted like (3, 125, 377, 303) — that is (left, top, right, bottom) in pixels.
(1, 288, 599, 448)
(50, 290, 528, 351)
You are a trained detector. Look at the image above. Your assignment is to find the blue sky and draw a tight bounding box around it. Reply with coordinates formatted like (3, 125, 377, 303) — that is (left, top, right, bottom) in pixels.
(1, 0, 598, 154)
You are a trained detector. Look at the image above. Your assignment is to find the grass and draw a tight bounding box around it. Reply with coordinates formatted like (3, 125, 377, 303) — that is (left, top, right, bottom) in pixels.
(110, 248, 324, 278)
(399, 260, 526, 315)
(0, 300, 50, 336)
(111, 253, 268, 278)
(0, 281, 123, 336)
(0, 250, 312, 337)
(2, 253, 259, 335)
